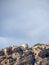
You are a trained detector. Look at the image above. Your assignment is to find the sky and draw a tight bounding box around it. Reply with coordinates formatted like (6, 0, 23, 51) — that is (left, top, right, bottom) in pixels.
(0, 0, 49, 49)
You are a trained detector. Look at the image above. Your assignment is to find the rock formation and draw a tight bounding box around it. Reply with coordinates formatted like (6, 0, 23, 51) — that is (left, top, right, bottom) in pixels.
(0, 43, 49, 65)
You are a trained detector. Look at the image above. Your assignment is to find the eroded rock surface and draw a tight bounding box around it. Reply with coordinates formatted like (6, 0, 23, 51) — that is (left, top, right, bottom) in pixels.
(0, 43, 49, 65)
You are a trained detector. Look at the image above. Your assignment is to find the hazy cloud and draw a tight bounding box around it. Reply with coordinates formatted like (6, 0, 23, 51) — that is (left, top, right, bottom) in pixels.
(0, 0, 49, 49)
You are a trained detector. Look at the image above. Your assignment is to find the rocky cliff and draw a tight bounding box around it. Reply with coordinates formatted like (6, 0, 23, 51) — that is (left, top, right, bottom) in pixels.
(0, 43, 49, 65)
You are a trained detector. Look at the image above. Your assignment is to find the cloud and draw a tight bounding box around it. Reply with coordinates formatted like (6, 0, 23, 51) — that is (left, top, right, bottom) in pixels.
(0, 0, 49, 48)
(27, 22, 49, 37)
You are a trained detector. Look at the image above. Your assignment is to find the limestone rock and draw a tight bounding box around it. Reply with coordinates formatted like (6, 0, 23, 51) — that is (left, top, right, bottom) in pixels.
(0, 43, 49, 65)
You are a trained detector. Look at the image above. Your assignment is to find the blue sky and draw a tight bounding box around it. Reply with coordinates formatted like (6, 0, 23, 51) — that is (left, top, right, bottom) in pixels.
(0, 0, 49, 49)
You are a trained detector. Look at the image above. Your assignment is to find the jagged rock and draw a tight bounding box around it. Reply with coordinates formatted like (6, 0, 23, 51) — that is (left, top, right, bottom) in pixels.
(38, 48, 49, 58)
(0, 44, 35, 65)
(21, 44, 28, 50)
(39, 57, 49, 65)
(0, 43, 49, 65)
(0, 50, 4, 56)
(32, 43, 49, 56)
